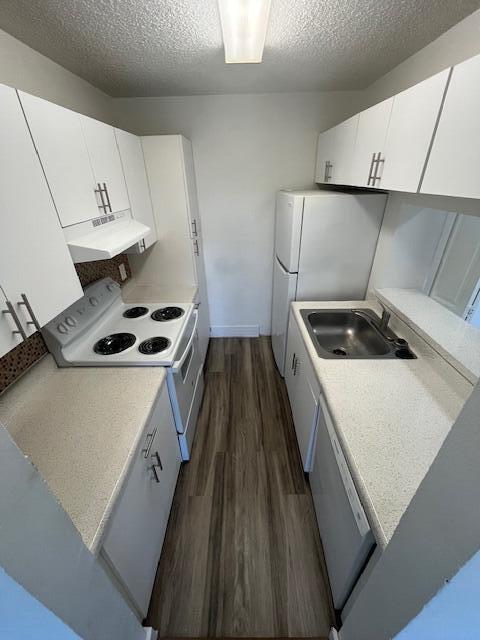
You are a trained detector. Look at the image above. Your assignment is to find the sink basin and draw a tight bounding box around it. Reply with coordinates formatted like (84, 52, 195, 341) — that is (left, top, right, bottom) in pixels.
(300, 308, 416, 359)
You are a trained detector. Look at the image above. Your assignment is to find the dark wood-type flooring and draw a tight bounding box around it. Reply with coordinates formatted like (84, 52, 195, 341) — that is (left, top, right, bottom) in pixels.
(147, 337, 334, 638)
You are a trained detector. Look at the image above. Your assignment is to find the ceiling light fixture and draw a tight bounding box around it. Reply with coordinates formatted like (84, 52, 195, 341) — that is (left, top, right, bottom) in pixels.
(218, 0, 271, 64)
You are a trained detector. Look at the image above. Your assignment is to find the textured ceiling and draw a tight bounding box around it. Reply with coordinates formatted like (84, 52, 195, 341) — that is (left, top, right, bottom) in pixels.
(0, 0, 479, 96)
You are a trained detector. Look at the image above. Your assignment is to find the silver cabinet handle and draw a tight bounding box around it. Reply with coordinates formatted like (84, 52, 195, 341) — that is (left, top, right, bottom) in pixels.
(151, 450, 163, 471)
(324, 160, 333, 182)
(2, 300, 27, 340)
(94, 183, 108, 212)
(103, 183, 112, 213)
(150, 464, 160, 483)
(293, 356, 299, 376)
(291, 352, 296, 370)
(191, 219, 198, 237)
(193, 239, 199, 256)
(367, 153, 376, 186)
(142, 427, 157, 458)
(372, 153, 385, 185)
(18, 294, 41, 331)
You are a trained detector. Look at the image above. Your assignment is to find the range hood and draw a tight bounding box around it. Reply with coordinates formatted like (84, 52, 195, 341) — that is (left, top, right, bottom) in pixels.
(66, 217, 150, 263)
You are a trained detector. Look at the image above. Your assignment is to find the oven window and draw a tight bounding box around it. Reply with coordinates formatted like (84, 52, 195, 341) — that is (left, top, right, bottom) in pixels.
(180, 344, 194, 381)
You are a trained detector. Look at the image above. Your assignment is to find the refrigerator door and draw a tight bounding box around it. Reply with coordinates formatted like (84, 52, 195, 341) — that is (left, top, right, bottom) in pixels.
(296, 193, 386, 300)
(275, 191, 304, 273)
(271, 257, 298, 376)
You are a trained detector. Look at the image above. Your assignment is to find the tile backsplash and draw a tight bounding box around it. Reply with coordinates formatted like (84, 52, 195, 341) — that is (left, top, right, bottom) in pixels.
(0, 256, 132, 395)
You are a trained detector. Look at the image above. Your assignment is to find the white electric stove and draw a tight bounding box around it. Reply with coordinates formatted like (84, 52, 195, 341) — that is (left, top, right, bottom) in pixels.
(42, 277, 204, 460)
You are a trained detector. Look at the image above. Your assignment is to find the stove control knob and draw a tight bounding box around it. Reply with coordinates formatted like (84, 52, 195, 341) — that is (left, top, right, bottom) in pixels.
(65, 316, 76, 327)
(57, 323, 68, 335)
(107, 283, 117, 292)
(89, 296, 99, 307)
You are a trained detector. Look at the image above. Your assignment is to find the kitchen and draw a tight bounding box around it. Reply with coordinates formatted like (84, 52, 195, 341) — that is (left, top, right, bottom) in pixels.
(1, 2, 480, 639)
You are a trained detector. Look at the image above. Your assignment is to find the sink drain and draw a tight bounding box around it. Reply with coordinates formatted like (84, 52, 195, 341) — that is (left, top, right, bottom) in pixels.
(332, 347, 347, 356)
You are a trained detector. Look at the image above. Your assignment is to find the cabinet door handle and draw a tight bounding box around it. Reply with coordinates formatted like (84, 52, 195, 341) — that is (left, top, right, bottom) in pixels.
(142, 427, 157, 458)
(192, 219, 198, 237)
(150, 464, 160, 483)
(18, 294, 41, 331)
(373, 153, 385, 185)
(2, 300, 27, 340)
(152, 450, 163, 471)
(324, 161, 329, 182)
(291, 352, 296, 370)
(367, 153, 376, 186)
(94, 183, 108, 212)
(193, 239, 199, 256)
(103, 183, 112, 213)
(293, 356, 299, 376)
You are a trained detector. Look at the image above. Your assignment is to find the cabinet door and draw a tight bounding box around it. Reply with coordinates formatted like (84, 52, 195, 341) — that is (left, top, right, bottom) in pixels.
(380, 69, 449, 192)
(421, 55, 480, 199)
(0, 85, 82, 338)
(80, 116, 130, 214)
(191, 236, 210, 364)
(103, 384, 180, 617)
(115, 128, 157, 250)
(285, 315, 319, 471)
(181, 137, 202, 238)
(349, 97, 393, 187)
(315, 128, 335, 183)
(329, 115, 359, 185)
(18, 91, 99, 227)
(0, 287, 24, 358)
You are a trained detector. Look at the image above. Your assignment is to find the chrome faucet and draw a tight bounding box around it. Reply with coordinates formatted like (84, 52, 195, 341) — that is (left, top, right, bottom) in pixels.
(379, 305, 391, 332)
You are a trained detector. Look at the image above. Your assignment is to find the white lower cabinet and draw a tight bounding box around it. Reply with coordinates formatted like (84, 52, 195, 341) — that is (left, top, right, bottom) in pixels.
(285, 313, 320, 472)
(102, 383, 181, 618)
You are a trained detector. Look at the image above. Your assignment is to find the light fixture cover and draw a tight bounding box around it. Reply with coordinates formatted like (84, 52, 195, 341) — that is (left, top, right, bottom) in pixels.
(218, 0, 271, 64)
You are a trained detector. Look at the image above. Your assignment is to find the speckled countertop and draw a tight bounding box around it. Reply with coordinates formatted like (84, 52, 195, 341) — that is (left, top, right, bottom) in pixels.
(0, 355, 166, 554)
(291, 300, 474, 549)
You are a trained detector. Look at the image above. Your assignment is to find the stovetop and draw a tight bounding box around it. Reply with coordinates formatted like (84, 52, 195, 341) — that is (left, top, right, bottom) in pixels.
(42, 278, 194, 367)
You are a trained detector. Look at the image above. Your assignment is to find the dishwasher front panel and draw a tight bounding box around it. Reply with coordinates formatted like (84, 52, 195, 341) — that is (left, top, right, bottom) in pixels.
(310, 394, 375, 610)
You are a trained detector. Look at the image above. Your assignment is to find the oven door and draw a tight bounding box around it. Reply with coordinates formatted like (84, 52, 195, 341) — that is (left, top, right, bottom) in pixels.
(168, 311, 202, 433)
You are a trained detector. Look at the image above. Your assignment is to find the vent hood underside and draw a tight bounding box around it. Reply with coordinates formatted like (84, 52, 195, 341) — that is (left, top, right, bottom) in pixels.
(67, 218, 150, 263)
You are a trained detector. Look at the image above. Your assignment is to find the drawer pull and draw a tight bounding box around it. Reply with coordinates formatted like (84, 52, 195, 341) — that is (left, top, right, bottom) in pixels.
(142, 427, 157, 458)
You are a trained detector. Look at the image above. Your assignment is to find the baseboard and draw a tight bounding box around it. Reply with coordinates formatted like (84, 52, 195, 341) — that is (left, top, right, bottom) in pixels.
(144, 627, 157, 640)
(329, 627, 340, 640)
(210, 325, 260, 337)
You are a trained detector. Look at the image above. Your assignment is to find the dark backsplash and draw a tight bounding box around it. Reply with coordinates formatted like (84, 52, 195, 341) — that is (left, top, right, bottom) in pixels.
(0, 255, 131, 395)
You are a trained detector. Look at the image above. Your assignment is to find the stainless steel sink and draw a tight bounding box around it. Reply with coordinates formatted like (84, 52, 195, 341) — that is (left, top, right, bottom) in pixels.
(300, 308, 416, 359)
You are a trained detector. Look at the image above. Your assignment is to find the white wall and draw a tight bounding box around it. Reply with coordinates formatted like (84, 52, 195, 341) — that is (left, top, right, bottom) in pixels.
(0, 27, 114, 122)
(361, 8, 480, 108)
(339, 381, 480, 640)
(0, 424, 145, 640)
(115, 91, 363, 334)
(395, 549, 480, 640)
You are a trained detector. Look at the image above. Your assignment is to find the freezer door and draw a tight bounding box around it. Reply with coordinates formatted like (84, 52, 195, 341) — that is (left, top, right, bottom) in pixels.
(271, 257, 297, 376)
(296, 193, 386, 300)
(274, 191, 304, 272)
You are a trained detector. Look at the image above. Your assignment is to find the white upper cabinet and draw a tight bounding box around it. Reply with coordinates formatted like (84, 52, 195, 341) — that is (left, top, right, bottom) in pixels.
(421, 55, 480, 199)
(115, 128, 157, 250)
(329, 115, 359, 185)
(380, 69, 450, 192)
(316, 116, 358, 185)
(315, 127, 335, 183)
(18, 91, 99, 228)
(0, 84, 82, 357)
(349, 97, 394, 188)
(80, 116, 130, 214)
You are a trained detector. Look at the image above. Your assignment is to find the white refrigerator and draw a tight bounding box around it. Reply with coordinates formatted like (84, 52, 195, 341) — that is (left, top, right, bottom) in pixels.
(271, 189, 387, 375)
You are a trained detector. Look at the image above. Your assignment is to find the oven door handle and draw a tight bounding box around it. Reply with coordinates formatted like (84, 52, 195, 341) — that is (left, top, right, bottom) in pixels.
(171, 310, 198, 373)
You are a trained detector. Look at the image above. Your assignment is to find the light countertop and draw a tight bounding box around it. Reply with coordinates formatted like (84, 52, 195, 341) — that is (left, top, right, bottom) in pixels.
(291, 300, 473, 548)
(0, 355, 166, 553)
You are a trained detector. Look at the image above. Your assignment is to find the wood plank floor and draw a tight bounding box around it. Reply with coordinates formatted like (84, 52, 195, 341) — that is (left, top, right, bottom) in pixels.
(147, 337, 334, 638)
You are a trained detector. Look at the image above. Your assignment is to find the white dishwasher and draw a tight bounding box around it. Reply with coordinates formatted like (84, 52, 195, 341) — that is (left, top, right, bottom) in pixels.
(310, 394, 375, 610)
